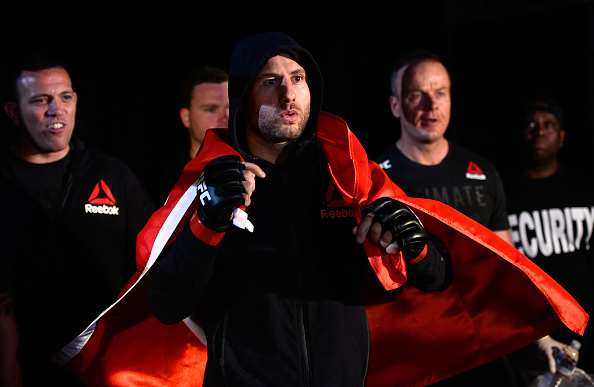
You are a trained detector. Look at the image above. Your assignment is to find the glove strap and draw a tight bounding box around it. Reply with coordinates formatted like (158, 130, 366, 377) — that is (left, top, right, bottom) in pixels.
(189, 212, 225, 246)
(408, 244, 428, 265)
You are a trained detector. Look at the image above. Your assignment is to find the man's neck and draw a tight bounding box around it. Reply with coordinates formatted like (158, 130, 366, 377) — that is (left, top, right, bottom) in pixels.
(396, 136, 449, 166)
(11, 141, 70, 164)
(246, 127, 286, 164)
(189, 141, 201, 160)
(524, 160, 559, 179)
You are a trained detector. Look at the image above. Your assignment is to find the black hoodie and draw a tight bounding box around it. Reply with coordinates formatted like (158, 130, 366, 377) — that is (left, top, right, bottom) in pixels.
(149, 32, 372, 386)
(0, 138, 156, 383)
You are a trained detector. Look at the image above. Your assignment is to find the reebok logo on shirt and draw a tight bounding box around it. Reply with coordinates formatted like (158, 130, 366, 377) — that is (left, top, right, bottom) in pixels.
(466, 161, 486, 181)
(320, 184, 355, 221)
(85, 180, 120, 215)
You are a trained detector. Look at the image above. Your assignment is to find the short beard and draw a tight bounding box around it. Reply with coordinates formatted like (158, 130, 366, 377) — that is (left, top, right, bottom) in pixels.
(257, 104, 310, 144)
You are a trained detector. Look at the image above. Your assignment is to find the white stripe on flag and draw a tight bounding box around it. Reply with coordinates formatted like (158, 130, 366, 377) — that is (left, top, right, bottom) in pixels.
(52, 181, 199, 365)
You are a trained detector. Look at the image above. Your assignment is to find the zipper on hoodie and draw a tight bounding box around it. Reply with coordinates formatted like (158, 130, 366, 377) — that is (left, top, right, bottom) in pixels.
(280, 164, 313, 386)
(56, 167, 73, 221)
(296, 278, 311, 386)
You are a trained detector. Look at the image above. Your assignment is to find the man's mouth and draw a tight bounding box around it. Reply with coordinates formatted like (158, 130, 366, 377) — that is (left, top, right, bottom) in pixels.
(48, 123, 65, 130)
(280, 110, 299, 123)
(421, 117, 438, 126)
(533, 144, 546, 151)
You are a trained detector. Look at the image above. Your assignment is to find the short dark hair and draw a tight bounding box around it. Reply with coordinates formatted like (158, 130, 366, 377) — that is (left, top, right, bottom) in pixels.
(179, 65, 229, 108)
(2, 52, 69, 103)
(389, 50, 448, 97)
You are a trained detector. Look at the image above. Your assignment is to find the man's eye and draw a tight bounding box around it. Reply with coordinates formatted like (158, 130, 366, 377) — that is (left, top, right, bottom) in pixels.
(31, 97, 48, 105)
(544, 122, 557, 131)
(264, 79, 277, 86)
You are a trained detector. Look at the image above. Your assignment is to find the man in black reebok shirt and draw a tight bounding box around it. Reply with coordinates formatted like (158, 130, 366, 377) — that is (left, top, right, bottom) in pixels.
(375, 50, 512, 243)
(0, 54, 156, 385)
(374, 50, 515, 385)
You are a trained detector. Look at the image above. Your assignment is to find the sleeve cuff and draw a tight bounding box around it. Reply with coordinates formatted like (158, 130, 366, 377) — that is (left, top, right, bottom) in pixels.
(189, 212, 225, 245)
(408, 244, 428, 265)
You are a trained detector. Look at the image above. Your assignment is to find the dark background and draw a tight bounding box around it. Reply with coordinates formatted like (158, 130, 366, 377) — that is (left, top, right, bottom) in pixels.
(1, 0, 593, 189)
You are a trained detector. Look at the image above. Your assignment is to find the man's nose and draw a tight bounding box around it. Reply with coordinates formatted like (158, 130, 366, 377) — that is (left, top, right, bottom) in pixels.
(531, 123, 546, 136)
(219, 108, 229, 127)
(279, 78, 296, 103)
(424, 95, 437, 110)
(47, 99, 64, 115)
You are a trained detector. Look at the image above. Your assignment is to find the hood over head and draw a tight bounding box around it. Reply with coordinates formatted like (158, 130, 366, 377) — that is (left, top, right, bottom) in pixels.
(227, 32, 323, 160)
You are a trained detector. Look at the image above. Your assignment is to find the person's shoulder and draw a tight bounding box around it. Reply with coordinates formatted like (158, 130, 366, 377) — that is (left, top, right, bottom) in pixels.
(557, 164, 594, 187)
(373, 142, 399, 163)
(448, 141, 485, 159)
(0, 146, 12, 174)
(447, 142, 497, 167)
(72, 138, 138, 176)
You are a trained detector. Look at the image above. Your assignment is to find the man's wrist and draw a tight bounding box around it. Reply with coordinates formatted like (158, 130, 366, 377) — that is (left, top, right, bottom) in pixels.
(408, 244, 428, 264)
(189, 212, 225, 245)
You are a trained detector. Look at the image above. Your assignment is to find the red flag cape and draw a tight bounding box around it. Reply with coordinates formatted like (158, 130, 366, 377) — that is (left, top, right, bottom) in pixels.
(55, 112, 588, 387)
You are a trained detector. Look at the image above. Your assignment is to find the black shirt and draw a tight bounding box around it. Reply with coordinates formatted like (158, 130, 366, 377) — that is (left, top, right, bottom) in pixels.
(375, 142, 510, 230)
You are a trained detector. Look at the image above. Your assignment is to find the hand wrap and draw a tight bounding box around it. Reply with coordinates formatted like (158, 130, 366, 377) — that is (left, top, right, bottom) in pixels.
(196, 155, 246, 232)
(362, 197, 428, 262)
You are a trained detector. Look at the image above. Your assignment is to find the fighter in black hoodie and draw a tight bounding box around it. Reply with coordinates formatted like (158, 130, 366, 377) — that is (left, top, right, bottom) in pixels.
(148, 32, 448, 386)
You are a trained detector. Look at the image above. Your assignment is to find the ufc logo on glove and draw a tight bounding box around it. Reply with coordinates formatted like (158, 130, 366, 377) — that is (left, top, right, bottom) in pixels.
(197, 174, 212, 206)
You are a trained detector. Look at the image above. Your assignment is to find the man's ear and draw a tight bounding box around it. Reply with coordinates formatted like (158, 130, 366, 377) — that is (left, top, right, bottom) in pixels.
(389, 95, 401, 119)
(4, 102, 20, 125)
(179, 107, 190, 129)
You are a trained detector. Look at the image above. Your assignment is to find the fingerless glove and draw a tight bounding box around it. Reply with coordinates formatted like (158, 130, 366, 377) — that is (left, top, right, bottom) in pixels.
(362, 197, 428, 262)
(196, 155, 246, 232)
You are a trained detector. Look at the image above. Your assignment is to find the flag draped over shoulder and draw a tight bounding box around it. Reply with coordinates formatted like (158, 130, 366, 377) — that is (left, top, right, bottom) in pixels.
(56, 112, 588, 387)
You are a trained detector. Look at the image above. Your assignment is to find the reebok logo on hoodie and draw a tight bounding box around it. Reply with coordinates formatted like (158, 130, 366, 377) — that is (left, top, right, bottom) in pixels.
(85, 179, 120, 215)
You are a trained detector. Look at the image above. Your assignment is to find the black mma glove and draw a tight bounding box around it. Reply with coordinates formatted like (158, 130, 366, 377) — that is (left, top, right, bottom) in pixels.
(362, 197, 428, 261)
(196, 155, 246, 232)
